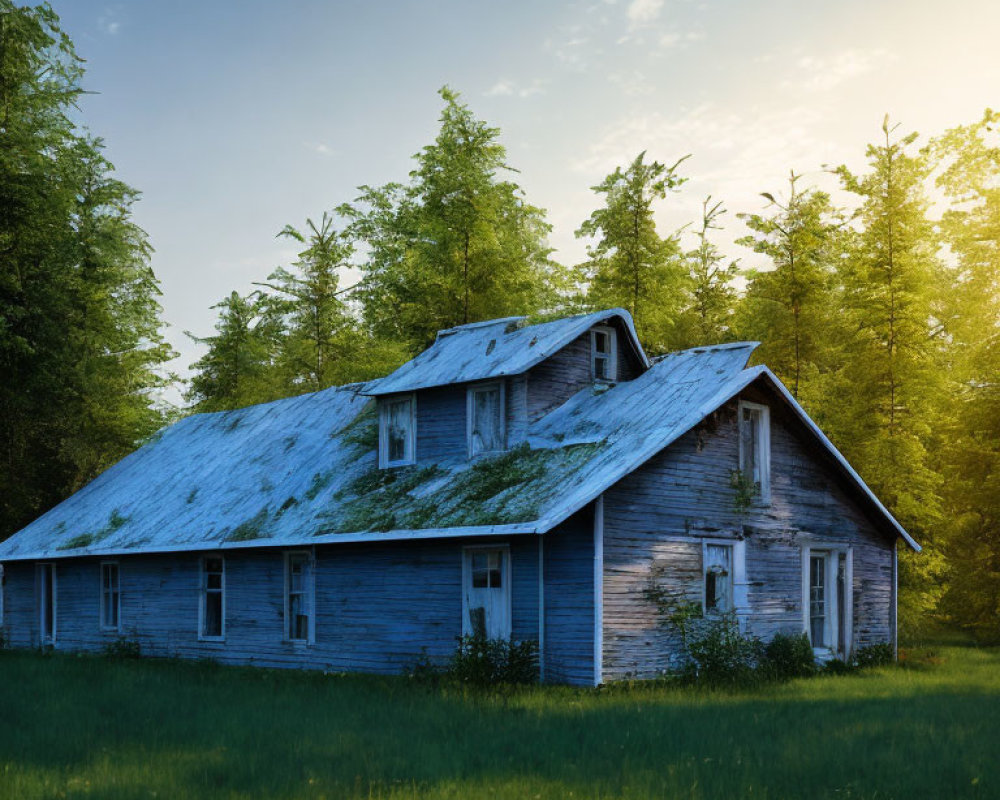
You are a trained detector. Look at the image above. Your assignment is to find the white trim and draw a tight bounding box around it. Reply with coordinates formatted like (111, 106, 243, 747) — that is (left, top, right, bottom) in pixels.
(738, 399, 771, 503)
(378, 393, 417, 468)
(37, 562, 57, 645)
(466, 380, 507, 459)
(590, 326, 618, 382)
(892, 546, 898, 659)
(538, 535, 545, 682)
(461, 544, 512, 639)
(593, 495, 604, 686)
(283, 550, 316, 645)
(801, 542, 853, 660)
(99, 560, 122, 633)
(198, 554, 226, 642)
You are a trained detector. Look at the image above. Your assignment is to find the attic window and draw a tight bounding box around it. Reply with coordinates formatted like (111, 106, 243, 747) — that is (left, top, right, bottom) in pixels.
(379, 395, 416, 468)
(590, 326, 617, 382)
(467, 382, 505, 458)
(738, 400, 771, 501)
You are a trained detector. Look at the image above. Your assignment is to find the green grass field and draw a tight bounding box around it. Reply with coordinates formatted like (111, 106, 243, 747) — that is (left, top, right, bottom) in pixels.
(0, 642, 997, 799)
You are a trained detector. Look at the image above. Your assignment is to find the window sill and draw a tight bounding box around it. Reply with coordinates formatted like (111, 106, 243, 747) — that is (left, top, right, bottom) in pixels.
(198, 636, 226, 644)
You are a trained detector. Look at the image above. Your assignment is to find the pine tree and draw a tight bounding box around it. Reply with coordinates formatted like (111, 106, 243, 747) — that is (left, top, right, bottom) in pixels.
(834, 118, 948, 631)
(928, 110, 1000, 638)
(186, 291, 284, 412)
(342, 87, 559, 350)
(677, 196, 737, 346)
(736, 173, 843, 401)
(576, 151, 689, 352)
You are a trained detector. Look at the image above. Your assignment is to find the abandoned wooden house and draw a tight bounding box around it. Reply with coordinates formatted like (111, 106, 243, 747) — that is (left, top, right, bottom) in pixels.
(0, 308, 919, 685)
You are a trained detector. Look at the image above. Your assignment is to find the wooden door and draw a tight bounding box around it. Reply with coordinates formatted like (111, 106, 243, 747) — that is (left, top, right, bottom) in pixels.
(463, 547, 511, 640)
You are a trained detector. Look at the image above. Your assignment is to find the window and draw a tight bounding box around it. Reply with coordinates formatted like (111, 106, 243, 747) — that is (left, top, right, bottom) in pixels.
(100, 562, 121, 631)
(37, 563, 56, 644)
(704, 543, 733, 613)
(379, 395, 415, 467)
(802, 545, 852, 657)
(738, 400, 771, 500)
(467, 382, 505, 458)
(590, 326, 617, 382)
(285, 551, 314, 643)
(200, 556, 225, 640)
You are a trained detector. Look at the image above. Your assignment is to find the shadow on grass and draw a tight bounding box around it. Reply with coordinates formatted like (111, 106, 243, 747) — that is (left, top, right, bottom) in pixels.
(0, 645, 997, 799)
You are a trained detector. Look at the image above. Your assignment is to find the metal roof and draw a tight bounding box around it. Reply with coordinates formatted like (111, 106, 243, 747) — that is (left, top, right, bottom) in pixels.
(365, 308, 650, 396)
(0, 327, 917, 561)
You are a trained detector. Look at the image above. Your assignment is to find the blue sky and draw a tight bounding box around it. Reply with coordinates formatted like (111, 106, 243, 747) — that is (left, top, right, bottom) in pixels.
(55, 0, 1000, 399)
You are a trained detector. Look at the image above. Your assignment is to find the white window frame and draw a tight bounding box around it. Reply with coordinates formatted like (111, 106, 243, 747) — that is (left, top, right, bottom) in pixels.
(801, 542, 853, 660)
(284, 550, 316, 645)
(466, 381, 506, 459)
(378, 394, 416, 468)
(701, 538, 747, 619)
(100, 560, 122, 633)
(37, 562, 57, 645)
(738, 400, 771, 502)
(199, 555, 226, 642)
(590, 325, 618, 382)
(461, 544, 512, 639)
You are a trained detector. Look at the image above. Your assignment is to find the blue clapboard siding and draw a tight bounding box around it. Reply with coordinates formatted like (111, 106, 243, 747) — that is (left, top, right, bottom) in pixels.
(0, 536, 542, 675)
(601, 385, 896, 681)
(542, 506, 595, 686)
(414, 386, 468, 465)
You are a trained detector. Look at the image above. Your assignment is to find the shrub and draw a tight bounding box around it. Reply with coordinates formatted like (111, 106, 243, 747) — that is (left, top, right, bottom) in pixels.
(762, 632, 816, 680)
(684, 613, 763, 687)
(448, 635, 538, 686)
(822, 657, 853, 675)
(854, 642, 894, 669)
(102, 636, 141, 659)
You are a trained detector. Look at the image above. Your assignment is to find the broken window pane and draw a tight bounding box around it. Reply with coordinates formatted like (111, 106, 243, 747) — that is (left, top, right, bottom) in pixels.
(470, 386, 502, 456)
(387, 398, 412, 463)
(704, 544, 732, 612)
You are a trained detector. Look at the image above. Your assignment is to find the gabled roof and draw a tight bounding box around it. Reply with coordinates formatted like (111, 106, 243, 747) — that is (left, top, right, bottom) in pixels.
(366, 308, 649, 396)
(0, 333, 918, 561)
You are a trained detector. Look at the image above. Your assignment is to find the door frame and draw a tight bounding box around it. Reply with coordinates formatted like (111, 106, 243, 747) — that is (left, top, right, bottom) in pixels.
(36, 562, 57, 645)
(461, 543, 512, 639)
(801, 542, 853, 661)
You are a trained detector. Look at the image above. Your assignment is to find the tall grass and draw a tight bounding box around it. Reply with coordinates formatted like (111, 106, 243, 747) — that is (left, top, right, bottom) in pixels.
(0, 643, 997, 798)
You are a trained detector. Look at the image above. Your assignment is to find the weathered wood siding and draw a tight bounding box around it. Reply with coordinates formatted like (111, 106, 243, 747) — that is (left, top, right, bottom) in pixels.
(526, 320, 645, 422)
(542, 506, 595, 686)
(602, 384, 896, 681)
(414, 387, 467, 465)
(0, 536, 541, 674)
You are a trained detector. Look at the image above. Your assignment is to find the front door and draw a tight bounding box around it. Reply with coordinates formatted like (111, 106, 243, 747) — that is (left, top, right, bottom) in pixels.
(463, 547, 511, 640)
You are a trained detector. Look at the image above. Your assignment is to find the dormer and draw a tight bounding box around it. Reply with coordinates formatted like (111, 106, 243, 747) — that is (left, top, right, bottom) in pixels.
(364, 309, 649, 467)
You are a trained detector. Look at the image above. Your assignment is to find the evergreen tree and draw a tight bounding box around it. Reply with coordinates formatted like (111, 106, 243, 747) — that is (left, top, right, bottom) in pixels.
(677, 196, 737, 346)
(928, 110, 1000, 638)
(736, 174, 843, 401)
(834, 118, 948, 630)
(0, 2, 172, 536)
(342, 87, 559, 350)
(576, 151, 689, 352)
(185, 291, 284, 412)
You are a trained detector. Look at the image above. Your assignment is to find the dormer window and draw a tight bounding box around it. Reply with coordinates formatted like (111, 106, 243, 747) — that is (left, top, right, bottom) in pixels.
(738, 400, 770, 501)
(591, 326, 617, 382)
(379, 394, 415, 468)
(467, 382, 505, 458)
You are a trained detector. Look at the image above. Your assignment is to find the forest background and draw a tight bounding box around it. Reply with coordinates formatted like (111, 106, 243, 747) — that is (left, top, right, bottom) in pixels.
(2, 1, 997, 639)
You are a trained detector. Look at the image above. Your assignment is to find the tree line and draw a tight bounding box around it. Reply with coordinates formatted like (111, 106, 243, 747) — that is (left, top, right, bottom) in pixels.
(1, 2, 997, 640)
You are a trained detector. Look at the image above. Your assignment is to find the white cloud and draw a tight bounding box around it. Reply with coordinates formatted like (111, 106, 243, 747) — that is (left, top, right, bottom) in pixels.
(785, 49, 897, 92)
(485, 79, 546, 98)
(627, 0, 664, 27)
(97, 13, 121, 36)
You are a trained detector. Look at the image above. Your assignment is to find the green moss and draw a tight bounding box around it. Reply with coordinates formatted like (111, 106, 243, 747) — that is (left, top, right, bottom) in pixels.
(331, 464, 444, 533)
(304, 471, 336, 501)
(186, 487, 199, 504)
(338, 401, 378, 450)
(277, 496, 298, 515)
(227, 509, 272, 542)
(57, 508, 130, 551)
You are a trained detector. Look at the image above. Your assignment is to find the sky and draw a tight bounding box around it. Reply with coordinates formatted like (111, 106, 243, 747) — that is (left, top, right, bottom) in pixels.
(55, 0, 1000, 403)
